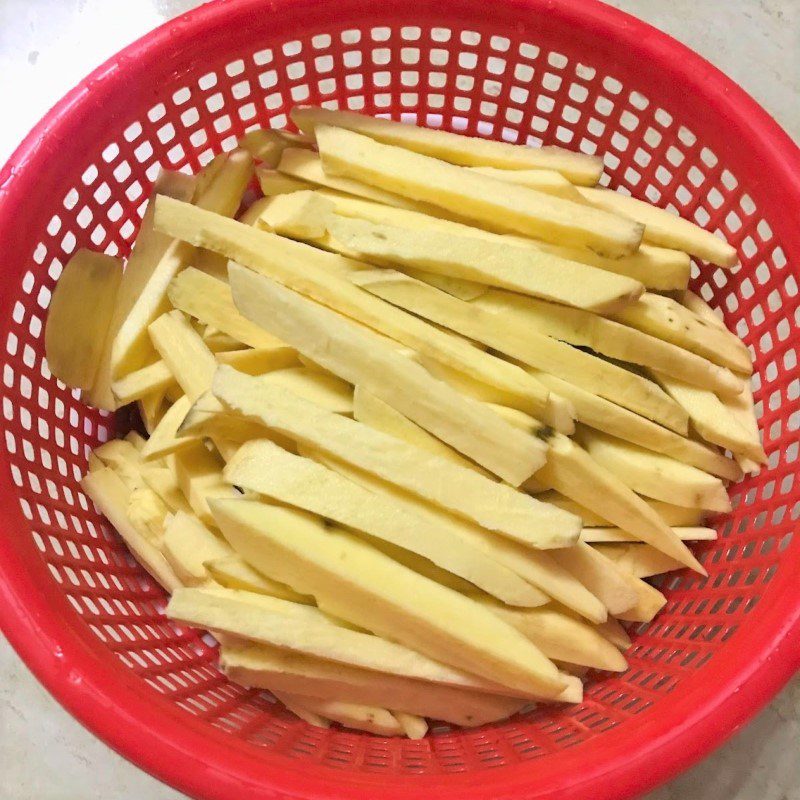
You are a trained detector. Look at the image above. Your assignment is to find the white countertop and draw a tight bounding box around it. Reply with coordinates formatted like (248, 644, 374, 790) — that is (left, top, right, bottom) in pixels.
(1, 1, 798, 798)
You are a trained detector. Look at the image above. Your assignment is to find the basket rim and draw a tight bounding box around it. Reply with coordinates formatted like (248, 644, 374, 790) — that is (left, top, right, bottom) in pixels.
(0, 1, 799, 799)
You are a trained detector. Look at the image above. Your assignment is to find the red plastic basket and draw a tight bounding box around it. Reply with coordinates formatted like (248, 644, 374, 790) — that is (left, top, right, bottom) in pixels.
(0, 1, 798, 798)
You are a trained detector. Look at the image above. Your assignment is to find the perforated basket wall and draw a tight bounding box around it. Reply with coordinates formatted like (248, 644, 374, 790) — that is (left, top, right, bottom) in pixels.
(0, 2, 798, 799)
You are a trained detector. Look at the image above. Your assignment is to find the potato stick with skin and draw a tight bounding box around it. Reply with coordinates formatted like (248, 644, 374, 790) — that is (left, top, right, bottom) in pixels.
(221, 642, 534, 725)
(45, 249, 122, 391)
(224, 439, 544, 606)
(316, 125, 643, 257)
(213, 365, 578, 548)
(314, 189, 690, 291)
(292, 105, 603, 185)
(593, 544, 685, 578)
(308, 450, 605, 625)
(148, 311, 217, 402)
(479, 603, 628, 671)
(537, 491, 706, 527)
(612, 293, 752, 375)
(222, 267, 552, 486)
(329, 216, 644, 314)
(476, 290, 744, 396)
(350, 268, 687, 433)
(653, 371, 767, 464)
(535, 434, 705, 572)
(112, 360, 175, 404)
(168, 268, 287, 350)
(578, 187, 738, 268)
(532, 372, 741, 480)
(209, 502, 567, 698)
(579, 429, 731, 513)
(581, 526, 716, 544)
(154, 196, 554, 424)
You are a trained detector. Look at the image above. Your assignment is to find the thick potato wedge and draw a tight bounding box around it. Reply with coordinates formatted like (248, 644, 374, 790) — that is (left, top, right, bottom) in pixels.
(579, 429, 731, 513)
(612, 293, 752, 375)
(417, 357, 575, 435)
(316, 125, 643, 257)
(330, 217, 644, 313)
(224, 439, 544, 606)
(549, 543, 638, 616)
(292, 106, 603, 185)
(352, 386, 483, 470)
(350, 268, 687, 433)
(209, 501, 567, 698)
(478, 291, 744, 396)
(45, 249, 122, 391)
(215, 346, 299, 375)
(282, 696, 404, 736)
(579, 187, 738, 268)
(213, 365, 578, 548)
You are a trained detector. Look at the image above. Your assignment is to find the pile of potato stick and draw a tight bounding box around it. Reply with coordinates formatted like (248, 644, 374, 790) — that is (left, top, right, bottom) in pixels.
(45, 106, 764, 738)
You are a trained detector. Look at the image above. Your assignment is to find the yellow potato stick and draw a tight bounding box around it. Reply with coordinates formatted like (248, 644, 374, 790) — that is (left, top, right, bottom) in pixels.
(316, 125, 642, 257)
(330, 216, 644, 313)
(579, 187, 738, 268)
(292, 106, 603, 185)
